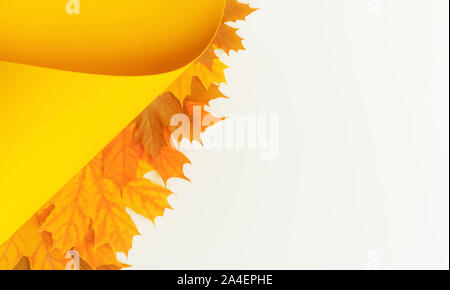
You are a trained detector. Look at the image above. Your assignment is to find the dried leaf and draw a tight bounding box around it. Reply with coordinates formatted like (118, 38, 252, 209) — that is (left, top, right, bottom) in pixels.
(152, 146, 191, 184)
(223, 0, 258, 22)
(41, 155, 103, 253)
(103, 122, 144, 189)
(168, 60, 228, 101)
(123, 179, 172, 223)
(198, 46, 218, 70)
(89, 179, 139, 254)
(214, 24, 245, 55)
(75, 226, 122, 269)
(185, 76, 228, 106)
(135, 93, 184, 158)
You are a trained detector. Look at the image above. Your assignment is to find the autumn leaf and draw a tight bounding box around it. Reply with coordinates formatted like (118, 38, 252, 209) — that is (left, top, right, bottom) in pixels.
(136, 158, 155, 179)
(0, 204, 57, 270)
(223, 0, 258, 22)
(168, 60, 228, 101)
(214, 24, 245, 55)
(41, 155, 103, 253)
(135, 92, 184, 158)
(212, 0, 256, 56)
(0, 223, 32, 270)
(197, 46, 218, 71)
(152, 146, 191, 184)
(28, 230, 67, 270)
(103, 122, 144, 189)
(185, 76, 228, 106)
(75, 226, 123, 269)
(123, 179, 172, 223)
(89, 179, 139, 254)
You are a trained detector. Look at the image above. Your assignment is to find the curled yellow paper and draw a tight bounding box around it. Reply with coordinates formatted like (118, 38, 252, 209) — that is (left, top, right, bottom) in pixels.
(0, 0, 226, 244)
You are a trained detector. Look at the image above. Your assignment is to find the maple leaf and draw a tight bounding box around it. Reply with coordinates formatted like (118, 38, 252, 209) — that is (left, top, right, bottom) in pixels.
(168, 60, 228, 101)
(135, 92, 184, 158)
(136, 158, 155, 179)
(185, 76, 228, 106)
(29, 230, 67, 270)
(75, 225, 123, 269)
(177, 77, 227, 143)
(223, 0, 258, 22)
(214, 24, 245, 55)
(152, 146, 191, 184)
(29, 208, 68, 270)
(103, 122, 144, 189)
(0, 226, 30, 270)
(180, 101, 224, 144)
(89, 179, 139, 254)
(41, 155, 103, 253)
(123, 179, 172, 223)
(0, 204, 57, 270)
(197, 46, 218, 71)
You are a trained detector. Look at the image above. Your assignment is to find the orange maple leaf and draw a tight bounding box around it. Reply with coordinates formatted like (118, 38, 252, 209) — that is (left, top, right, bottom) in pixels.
(123, 179, 173, 223)
(214, 24, 245, 55)
(41, 156, 103, 253)
(151, 146, 191, 184)
(103, 122, 144, 189)
(197, 46, 218, 71)
(0, 205, 65, 270)
(167, 59, 228, 101)
(75, 225, 124, 270)
(89, 179, 139, 254)
(185, 76, 228, 106)
(223, 0, 258, 22)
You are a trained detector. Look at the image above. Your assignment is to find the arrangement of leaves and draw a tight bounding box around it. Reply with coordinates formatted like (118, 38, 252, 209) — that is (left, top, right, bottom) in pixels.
(0, 0, 256, 270)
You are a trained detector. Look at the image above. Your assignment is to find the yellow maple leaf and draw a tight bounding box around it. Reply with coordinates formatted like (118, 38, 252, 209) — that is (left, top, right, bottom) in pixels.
(223, 0, 258, 22)
(214, 24, 245, 55)
(0, 222, 32, 270)
(185, 76, 228, 106)
(168, 59, 228, 101)
(75, 226, 123, 269)
(197, 46, 218, 71)
(28, 230, 67, 270)
(89, 179, 139, 254)
(0, 205, 61, 270)
(123, 179, 172, 223)
(41, 156, 103, 253)
(136, 158, 155, 179)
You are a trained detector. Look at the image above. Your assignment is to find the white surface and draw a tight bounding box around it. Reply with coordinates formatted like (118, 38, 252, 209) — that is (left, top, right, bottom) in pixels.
(125, 0, 449, 269)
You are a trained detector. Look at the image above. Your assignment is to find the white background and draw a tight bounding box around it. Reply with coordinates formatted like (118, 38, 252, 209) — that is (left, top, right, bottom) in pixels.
(125, 0, 449, 269)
